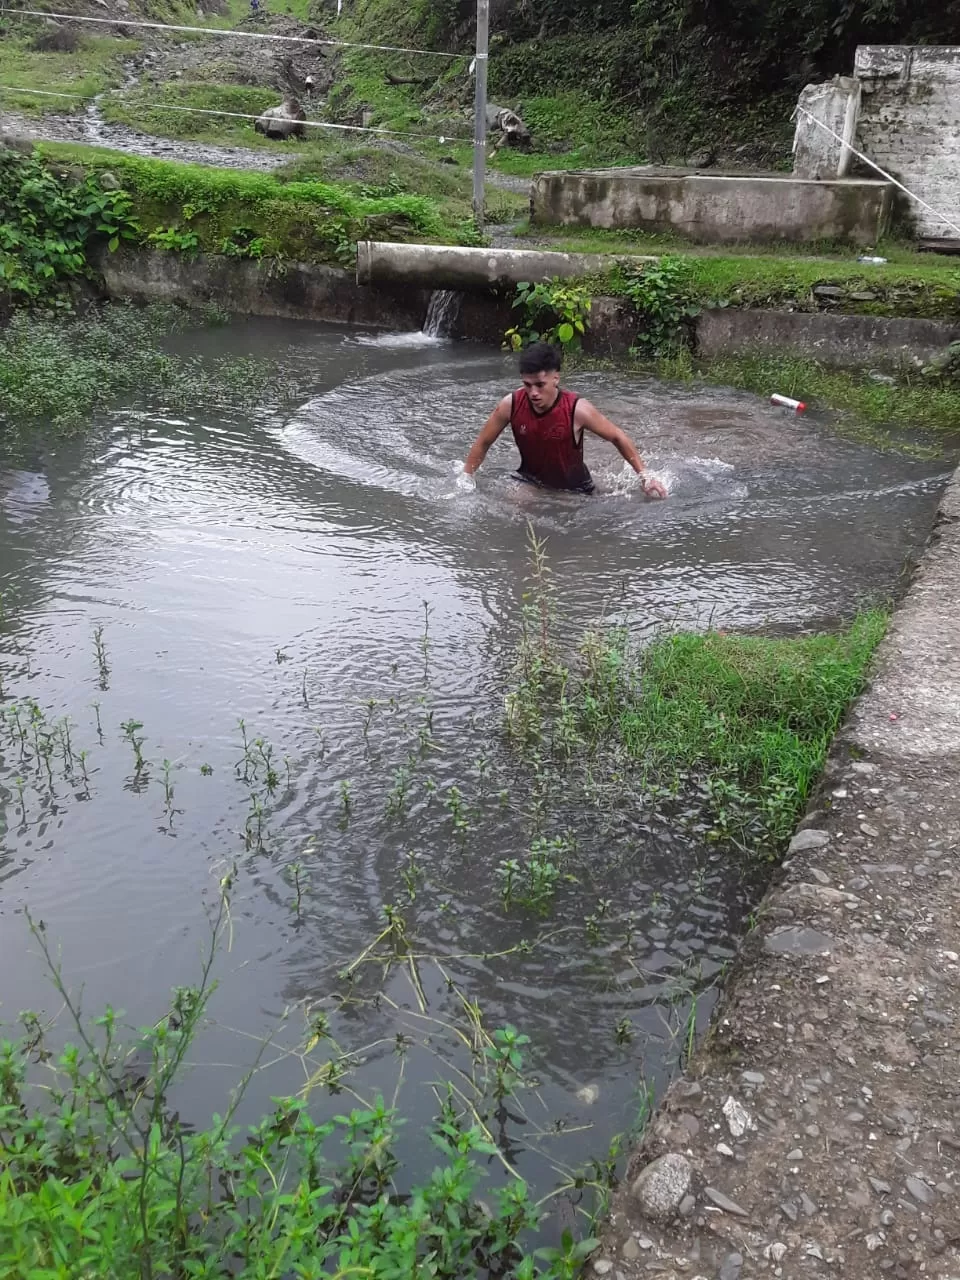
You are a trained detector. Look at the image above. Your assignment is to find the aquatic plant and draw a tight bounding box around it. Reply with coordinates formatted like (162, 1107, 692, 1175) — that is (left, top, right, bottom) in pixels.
(0, 303, 300, 436)
(0, 902, 592, 1280)
(505, 526, 887, 857)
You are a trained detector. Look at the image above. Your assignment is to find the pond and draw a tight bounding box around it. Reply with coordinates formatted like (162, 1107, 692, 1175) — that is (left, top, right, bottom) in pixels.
(0, 315, 948, 1208)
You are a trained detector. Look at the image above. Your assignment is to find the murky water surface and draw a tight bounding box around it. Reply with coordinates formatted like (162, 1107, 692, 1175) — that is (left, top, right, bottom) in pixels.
(0, 317, 948, 1198)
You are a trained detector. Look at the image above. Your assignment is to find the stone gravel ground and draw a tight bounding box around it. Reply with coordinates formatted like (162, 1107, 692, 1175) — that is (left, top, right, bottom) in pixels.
(599, 475, 960, 1278)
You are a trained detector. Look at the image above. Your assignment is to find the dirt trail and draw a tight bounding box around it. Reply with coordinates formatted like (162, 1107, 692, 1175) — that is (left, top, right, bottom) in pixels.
(599, 477, 960, 1276)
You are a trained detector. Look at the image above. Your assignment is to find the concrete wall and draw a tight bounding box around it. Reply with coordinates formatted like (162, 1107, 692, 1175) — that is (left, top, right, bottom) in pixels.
(854, 46, 960, 240)
(793, 77, 860, 179)
(95, 247, 959, 370)
(530, 169, 892, 245)
(697, 308, 960, 371)
(96, 247, 433, 330)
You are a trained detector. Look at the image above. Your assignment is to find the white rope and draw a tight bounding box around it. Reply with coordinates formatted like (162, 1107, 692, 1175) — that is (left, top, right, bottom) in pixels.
(793, 103, 960, 240)
(0, 7, 467, 60)
(0, 85, 455, 142)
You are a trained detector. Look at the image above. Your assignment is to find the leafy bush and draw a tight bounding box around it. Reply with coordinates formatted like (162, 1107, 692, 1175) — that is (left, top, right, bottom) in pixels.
(504, 279, 591, 351)
(621, 256, 700, 355)
(145, 224, 201, 254)
(0, 150, 139, 301)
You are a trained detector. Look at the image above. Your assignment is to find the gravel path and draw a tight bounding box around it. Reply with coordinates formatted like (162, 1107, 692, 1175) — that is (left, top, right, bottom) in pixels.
(599, 472, 960, 1277)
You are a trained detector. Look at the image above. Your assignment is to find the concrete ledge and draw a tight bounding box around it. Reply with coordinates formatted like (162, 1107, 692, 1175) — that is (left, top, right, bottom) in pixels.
(697, 308, 960, 371)
(93, 248, 959, 370)
(531, 168, 893, 245)
(356, 241, 657, 290)
(95, 248, 432, 330)
(599, 468, 960, 1278)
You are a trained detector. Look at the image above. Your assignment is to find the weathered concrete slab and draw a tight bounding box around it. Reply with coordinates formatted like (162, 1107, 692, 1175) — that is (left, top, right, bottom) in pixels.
(531, 168, 893, 245)
(599, 469, 960, 1277)
(697, 307, 960, 371)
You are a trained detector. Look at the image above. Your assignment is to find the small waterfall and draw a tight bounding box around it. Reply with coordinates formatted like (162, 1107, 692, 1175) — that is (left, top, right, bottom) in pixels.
(422, 290, 461, 339)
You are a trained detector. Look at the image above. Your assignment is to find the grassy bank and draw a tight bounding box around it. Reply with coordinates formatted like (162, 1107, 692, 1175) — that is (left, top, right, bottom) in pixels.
(579, 251, 960, 319)
(38, 143, 481, 259)
(0, 29, 140, 113)
(507, 558, 887, 858)
(645, 350, 960, 453)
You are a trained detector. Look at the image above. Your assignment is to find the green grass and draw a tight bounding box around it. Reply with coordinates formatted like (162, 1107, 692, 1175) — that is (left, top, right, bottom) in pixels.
(567, 250, 960, 319)
(36, 143, 472, 261)
(100, 81, 284, 145)
(507, 575, 888, 856)
(0, 32, 141, 113)
(618, 618, 886, 783)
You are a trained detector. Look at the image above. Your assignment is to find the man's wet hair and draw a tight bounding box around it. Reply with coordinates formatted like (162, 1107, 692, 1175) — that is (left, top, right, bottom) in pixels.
(519, 342, 562, 375)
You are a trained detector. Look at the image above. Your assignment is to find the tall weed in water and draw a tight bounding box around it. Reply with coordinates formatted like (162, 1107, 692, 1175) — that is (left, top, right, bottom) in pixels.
(505, 528, 886, 857)
(0, 904, 595, 1280)
(0, 303, 298, 435)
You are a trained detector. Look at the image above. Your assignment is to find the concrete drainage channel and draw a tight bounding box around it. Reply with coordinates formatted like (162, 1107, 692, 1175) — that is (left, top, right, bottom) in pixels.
(597, 472, 960, 1278)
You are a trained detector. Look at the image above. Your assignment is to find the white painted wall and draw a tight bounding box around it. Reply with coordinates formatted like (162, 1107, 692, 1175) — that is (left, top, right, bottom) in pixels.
(854, 46, 960, 240)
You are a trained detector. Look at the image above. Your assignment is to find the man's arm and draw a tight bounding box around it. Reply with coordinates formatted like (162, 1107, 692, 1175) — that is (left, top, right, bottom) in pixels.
(463, 394, 512, 475)
(575, 399, 668, 498)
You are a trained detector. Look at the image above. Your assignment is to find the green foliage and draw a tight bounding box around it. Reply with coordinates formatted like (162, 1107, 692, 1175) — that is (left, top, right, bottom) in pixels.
(218, 226, 267, 259)
(0, 150, 139, 301)
(497, 834, 575, 913)
(145, 224, 200, 254)
(37, 146, 463, 264)
(0, 927, 559, 1280)
(505, 527, 887, 858)
(504, 279, 591, 351)
(0, 304, 296, 436)
(620, 256, 699, 355)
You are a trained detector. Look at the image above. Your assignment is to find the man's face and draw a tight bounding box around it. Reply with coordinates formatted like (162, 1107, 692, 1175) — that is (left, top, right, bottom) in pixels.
(522, 369, 560, 411)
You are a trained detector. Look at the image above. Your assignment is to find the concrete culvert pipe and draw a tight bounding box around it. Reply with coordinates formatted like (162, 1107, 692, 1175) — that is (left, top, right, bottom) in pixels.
(356, 242, 657, 292)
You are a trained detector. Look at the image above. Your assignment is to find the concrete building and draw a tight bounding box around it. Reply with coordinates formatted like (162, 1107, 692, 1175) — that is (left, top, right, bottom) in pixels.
(793, 46, 960, 243)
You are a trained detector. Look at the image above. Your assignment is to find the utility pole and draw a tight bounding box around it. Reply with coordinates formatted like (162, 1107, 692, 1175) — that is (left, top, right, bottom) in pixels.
(472, 0, 489, 230)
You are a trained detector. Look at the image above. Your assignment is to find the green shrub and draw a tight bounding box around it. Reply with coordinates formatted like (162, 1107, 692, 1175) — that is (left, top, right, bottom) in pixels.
(0, 150, 139, 301)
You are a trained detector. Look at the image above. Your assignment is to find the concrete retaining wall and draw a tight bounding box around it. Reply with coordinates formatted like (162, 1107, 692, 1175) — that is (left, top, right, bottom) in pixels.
(530, 169, 893, 245)
(95, 248, 958, 370)
(96, 248, 433, 330)
(697, 309, 960, 371)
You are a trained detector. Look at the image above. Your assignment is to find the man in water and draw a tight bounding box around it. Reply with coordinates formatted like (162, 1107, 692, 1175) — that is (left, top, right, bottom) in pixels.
(462, 342, 668, 498)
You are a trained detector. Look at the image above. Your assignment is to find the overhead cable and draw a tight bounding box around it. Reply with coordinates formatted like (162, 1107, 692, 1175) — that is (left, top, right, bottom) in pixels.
(0, 85, 457, 141)
(0, 7, 468, 59)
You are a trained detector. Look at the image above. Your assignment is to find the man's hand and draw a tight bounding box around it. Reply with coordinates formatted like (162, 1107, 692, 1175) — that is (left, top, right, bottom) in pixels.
(640, 473, 668, 499)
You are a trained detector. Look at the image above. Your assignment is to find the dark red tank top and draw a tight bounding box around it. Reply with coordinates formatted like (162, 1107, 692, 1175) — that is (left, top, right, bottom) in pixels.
(510, 388, 593, 492)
